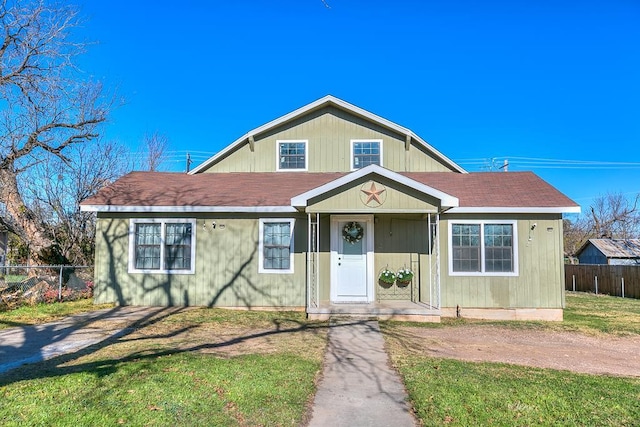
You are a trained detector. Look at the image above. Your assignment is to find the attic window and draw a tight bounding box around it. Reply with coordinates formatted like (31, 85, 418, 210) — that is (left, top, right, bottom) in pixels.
(351, 140, 382, 170)
(277, 140, 308, 171)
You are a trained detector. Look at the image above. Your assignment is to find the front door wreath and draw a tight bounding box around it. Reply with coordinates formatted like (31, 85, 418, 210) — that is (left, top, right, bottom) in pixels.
(342, 222, 364, 244)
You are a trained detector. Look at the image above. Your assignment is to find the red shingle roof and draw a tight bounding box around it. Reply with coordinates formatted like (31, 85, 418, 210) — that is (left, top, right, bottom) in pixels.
(405, 171, 577, 208)
(81, 170, 577, 210)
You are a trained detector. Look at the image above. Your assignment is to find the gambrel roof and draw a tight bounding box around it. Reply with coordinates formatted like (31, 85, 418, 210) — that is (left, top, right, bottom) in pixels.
(188, 95, 466, 174)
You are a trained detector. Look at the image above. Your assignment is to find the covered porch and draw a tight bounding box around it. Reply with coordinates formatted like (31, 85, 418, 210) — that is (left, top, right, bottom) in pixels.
(291, 166, 459, 323)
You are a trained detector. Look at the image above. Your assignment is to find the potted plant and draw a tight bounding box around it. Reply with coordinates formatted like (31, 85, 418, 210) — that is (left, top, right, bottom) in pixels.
(378, 268, 396, 288)
(396, 268, 414, 287)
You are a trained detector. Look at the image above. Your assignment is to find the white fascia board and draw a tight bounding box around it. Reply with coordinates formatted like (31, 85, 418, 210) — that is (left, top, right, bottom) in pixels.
(189, 95, 466, 174)
(80, 205, 297, 213)
(446, 206, 582, 214)
(291, 164, 459, 208)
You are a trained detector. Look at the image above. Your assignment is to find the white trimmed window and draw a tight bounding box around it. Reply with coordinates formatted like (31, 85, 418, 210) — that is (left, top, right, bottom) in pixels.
(259, 219, 295, 274)
(129, 219, 196, 274)
(276, 140, 308, 171)
(351, 139, 382, 170)
(448, 220, 518, 276)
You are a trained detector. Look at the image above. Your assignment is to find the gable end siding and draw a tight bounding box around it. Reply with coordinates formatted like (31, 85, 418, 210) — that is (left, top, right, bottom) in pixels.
(200, 106, 457, 174)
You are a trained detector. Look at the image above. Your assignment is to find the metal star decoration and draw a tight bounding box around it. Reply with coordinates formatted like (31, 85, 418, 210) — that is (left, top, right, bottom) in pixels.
(361, 182, 386, 205)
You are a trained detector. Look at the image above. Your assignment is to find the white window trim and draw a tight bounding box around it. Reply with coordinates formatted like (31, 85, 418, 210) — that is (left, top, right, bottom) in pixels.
(350, 139, 383, 171)
(259, 218, 296, 274)
(276, 140, 308, 171)
(128, 218, 196, 274)
(448, 219, 519, 277)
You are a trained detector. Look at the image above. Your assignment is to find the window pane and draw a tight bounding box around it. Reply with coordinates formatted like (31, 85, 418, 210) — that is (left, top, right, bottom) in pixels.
(279, 142, 306, 169)
(452, 224, 480, 272)
(135, 223, 161, 269)
(484, 224, 513, 272)
(164, 223, 192, 270)
(353, 141, 381, 168)
(263, 222, 291, 270)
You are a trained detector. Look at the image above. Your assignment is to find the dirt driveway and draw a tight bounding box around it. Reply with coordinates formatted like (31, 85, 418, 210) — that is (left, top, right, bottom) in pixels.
(388, 325, 640, 377)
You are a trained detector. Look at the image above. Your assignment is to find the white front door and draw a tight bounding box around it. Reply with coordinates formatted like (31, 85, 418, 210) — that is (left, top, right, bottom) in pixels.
(331, 216, 374, 303)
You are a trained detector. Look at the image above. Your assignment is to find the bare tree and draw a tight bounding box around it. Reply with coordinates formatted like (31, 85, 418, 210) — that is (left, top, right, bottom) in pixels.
(563, 217, 590, 263)
(24, 139, 130, 265)
(564, 192, 640, 261)
(589, 193, 640, 239)
(142, 132, 168, 171)
(0, 0, 109, 265)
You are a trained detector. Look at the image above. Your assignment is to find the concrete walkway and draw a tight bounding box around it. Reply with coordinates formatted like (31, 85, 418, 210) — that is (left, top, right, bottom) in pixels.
(0, 306, 170, 374)
(308, 319, 416, 427)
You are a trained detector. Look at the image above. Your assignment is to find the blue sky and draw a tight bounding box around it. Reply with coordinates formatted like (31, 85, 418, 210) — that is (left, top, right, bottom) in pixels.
(74, 0, 640, 212)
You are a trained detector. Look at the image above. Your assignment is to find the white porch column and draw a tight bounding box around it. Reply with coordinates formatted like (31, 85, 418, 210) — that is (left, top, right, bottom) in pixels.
(436, 213, 441, 309)
(428, 213, 432, 307)
(307, 213, 312, 309)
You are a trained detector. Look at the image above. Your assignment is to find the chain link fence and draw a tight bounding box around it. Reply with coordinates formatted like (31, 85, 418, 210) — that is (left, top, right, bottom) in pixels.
(0, 265, 93, 307)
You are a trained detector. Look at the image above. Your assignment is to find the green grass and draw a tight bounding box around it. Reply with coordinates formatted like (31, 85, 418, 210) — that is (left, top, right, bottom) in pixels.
(563, 291, 640, 335)
(0, 353, 319, 426)
(0, 299, 114, 329)
(384, 292, 640, 426)
(0, 308, 327, 426)
(393, 357, 640, 427)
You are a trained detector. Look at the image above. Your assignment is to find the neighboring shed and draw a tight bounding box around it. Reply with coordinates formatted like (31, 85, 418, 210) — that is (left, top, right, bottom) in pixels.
(577, 239, 640, 265)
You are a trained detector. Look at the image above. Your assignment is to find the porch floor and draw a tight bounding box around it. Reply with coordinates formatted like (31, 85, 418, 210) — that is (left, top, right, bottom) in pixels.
(306, 300, 440, 323)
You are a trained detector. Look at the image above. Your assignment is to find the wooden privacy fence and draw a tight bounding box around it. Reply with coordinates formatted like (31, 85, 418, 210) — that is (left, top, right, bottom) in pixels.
(565, 264, 640, 299)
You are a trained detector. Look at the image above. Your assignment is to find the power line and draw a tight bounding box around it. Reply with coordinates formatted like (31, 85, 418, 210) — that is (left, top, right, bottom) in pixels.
(455, 156, 640, 171)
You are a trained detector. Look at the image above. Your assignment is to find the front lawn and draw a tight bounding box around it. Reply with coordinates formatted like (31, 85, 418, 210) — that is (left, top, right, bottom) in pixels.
(384, 292, 640, 426)
(0, 308, 327, 426)
(394, 357, 639, 426)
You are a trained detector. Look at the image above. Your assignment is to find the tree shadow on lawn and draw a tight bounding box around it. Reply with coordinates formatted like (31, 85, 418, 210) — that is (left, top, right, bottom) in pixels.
(0, 307, 330, 387)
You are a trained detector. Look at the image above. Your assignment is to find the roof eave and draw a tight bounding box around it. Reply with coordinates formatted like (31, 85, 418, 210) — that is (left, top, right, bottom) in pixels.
(80, 205, 297, 213)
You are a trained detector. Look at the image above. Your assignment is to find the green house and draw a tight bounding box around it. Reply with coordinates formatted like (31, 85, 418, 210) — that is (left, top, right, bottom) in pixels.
(81, 96, 580, 322)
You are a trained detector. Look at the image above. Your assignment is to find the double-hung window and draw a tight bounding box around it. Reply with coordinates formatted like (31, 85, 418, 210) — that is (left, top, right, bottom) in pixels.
(449, 220, 517, 276)
(277, 140, 308, 171)
(351, 139, 382, 169)
(259, 219, 295, 274)
(129, 219, 196, 274)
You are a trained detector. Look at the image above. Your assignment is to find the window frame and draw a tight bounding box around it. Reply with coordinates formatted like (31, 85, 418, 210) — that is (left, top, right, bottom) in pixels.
(276, 140, 308, 172)
(258, 218, 295, 274)
(448, 219, 518, 277)
(128, 218, 196, 274)
(350, 139, 383, 170)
